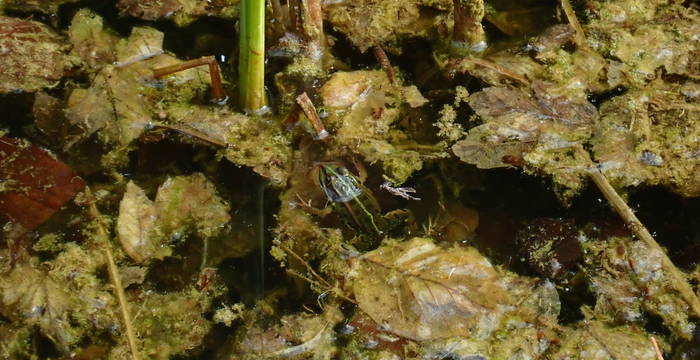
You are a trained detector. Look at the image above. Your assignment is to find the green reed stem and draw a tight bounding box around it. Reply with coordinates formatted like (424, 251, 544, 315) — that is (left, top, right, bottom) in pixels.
(239, 0, 266, 113)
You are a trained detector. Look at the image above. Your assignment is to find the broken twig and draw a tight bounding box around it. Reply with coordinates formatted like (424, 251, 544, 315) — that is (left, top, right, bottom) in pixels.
(296, 92, 329, 140)
(152, 56, 228, 104)
(575, 145, 700, 319)
(373, 46, 395, 85)
(560, 0, 588, 49)
(650, 336, 664, 360)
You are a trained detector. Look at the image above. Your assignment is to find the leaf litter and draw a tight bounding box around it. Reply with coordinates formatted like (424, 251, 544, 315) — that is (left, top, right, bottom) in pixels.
(1, 0, 700, 358)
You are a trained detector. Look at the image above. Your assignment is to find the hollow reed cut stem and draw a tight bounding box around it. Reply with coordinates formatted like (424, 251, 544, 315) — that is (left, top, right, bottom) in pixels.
(239, 0, 266, 113)
(288, 0, 325, 60)
(373, 46, 395, 85)
(453, 0, 486, 52)
(561, 0, 588, 49)
(296, 92, 328, 140)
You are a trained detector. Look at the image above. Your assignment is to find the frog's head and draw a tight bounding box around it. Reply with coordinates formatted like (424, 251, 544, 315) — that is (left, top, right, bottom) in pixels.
(313, 162, 362, 203)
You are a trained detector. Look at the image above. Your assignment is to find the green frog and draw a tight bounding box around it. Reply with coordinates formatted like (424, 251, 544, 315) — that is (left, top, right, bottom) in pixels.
(314, 162, 408, 250)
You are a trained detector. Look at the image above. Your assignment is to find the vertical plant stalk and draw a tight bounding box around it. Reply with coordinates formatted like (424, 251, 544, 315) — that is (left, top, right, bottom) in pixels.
(561, 0, 588, 49)
(239, 0, 266, 113)
(453, 0, 486, 52)
(373, 46, 395, 85)
(84, 187, 140, 360)
(575, 146, 700, 319)
(289, 0, 325, 60)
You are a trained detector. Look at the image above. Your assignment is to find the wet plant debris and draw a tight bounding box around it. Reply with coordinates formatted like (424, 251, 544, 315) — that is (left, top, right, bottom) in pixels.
(1, 0, 700, 359)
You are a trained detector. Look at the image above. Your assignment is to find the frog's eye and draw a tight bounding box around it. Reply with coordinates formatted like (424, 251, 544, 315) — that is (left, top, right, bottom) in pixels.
(338, 167, 349, 176)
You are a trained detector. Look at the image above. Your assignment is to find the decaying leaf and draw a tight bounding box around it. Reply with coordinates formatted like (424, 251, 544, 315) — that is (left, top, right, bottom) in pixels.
(320, 70, 431, 183)
(583, 236, 696, 339)
(0, 138, 86, 231)
(0, 16, 69, 94)
(154, 173, 230, 239)
(349, 237, 557, 341)
(0, 265, 84, 352)
(593, 83, 700, 197)
(117, 173, 230, 263)
(117, 0, 240, 27)
(68, 8, 119, 69)
(163, 104, 292, 184)
(235, 307, 341, 359)
(63, 23, 211, 157)
(110, 286, 219, 360)
(324, 0, 450, 52)
(117, 181, 162, 263)
(453, 82, 596, 196)
(553, 320, 659, 360)
(3, 0, 80, 14)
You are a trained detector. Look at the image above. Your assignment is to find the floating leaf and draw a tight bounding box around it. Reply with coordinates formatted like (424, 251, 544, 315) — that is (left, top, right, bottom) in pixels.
(0, 138, 86, 230)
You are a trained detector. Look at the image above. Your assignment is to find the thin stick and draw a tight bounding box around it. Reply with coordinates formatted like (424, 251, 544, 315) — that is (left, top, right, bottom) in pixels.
(151, 123, 227, 147)
(373, 46, 395, 85)
(650, 337, 664, 360)
(457, 57, 529, 85)
(296, 92, 328, 141)
(84, 187, 140, 360)
(152, 56, 228, 103)
(576, 146, 700, 319)
(561, 0, 588, 49)
(276, 241, 331, 288)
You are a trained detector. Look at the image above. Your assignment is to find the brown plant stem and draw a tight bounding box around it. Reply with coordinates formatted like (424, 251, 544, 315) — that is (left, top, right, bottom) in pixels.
(288, 0, 325, 60)
(296, 92, 328, 141)
(84, 187, 140, 360)
(152, 56, 227, 104)
(650, 337, 664, 360)
(453, 0, 486, 50)
(561, 0, 588, 49)
(576, 146, 700, 319)
(373, 46, 395, 85)
(448, 57, 529, 85)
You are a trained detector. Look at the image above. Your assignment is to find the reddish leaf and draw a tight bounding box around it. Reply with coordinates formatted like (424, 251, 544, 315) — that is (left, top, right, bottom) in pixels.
(0, 137, 85, 230)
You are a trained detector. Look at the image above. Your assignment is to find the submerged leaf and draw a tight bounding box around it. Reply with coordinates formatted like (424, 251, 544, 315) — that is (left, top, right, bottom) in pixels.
(349, 238, 552, 341)
(583, 236, 696, 339)
(0, 17, 69, 94)
(553, 320, 659, 360)
(117, 173, 229, 263)
(453, 82, 596, 196)
(0, 138, 86, 230)
(0, 265, 83, 352)
(117, 181, 162, 263)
